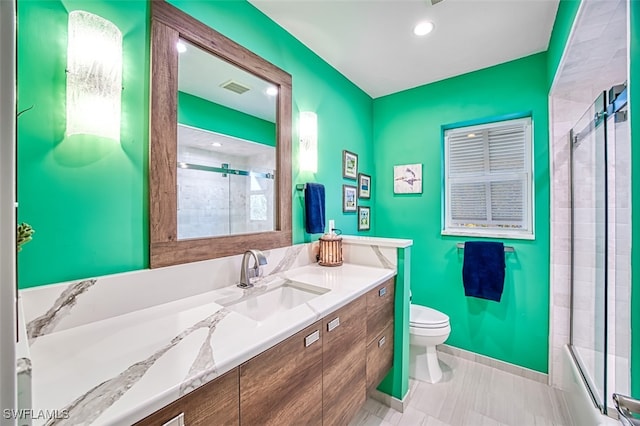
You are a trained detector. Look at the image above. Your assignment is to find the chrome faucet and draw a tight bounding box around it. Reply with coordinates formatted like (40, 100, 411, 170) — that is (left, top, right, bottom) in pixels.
(238, 249, 268, 288)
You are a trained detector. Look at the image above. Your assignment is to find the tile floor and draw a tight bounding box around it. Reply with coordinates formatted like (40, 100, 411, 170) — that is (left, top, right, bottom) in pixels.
(350, 352, 573, 426)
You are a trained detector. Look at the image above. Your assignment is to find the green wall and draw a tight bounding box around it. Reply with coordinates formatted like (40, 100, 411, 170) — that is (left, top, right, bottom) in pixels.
(17, 0, 150, 288)
(17, 0, 374, 288)
(373, 53, 550, 372)
(168, 0, 375, 241)
(178, 91, 276, 147)
(631, 0, 639, 400)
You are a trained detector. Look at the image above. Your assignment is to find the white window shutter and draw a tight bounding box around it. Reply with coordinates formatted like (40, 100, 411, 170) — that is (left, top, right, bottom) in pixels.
(444, 117, 532, 237)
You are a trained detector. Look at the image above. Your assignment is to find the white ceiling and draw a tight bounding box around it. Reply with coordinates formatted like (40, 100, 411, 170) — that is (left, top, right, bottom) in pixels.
(249, 0, 560, 98)
(179, 39, 277, 122)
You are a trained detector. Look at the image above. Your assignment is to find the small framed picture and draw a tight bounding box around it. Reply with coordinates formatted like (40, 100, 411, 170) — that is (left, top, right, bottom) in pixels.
(358, 173, 371, 199)
(393, 163, 423, 194)
(342, 150, 358, 179)
(343, 185, 357, 212)
(357, 206, 370, 231)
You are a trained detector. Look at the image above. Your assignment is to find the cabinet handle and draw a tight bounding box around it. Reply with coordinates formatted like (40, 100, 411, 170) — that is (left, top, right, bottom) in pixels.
(327, 317, 340, 332)
(379, 287, 387, 297)
(378, 336, 386, 348)
(162, 412, 185, 426)
(305, 330, 320, 347)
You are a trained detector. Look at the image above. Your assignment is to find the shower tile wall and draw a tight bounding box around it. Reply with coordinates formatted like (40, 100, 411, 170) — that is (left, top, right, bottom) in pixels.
(177, 145, 275, 239)
(549, 0, 628, 391)
(550, 96, 590, 388)
(230, 149, 275, 235)
(571, 111, 606, 392)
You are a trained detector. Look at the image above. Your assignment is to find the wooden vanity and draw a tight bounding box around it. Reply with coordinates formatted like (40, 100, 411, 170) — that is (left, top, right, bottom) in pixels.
(135, 277, 395, 426)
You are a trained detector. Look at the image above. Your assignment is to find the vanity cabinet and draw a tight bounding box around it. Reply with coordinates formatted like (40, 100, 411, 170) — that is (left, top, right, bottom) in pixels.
(135, 277, 395, 425)
(366, 324, 395, 390)
(365, 278, 395, 390)
(239, 321, 323, 426)
(134, 368, 239, 426)
(322, 297, 367, 425)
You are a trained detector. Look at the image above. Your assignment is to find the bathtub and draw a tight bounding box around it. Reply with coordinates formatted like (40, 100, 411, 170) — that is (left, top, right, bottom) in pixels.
(558, 345, 619, 426)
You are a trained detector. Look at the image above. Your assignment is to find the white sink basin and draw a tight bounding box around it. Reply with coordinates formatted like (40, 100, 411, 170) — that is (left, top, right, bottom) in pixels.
(217, 279, 330, 322)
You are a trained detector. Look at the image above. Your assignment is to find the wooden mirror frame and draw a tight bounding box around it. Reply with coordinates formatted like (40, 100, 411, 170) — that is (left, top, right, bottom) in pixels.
(150, 1, 292, 268)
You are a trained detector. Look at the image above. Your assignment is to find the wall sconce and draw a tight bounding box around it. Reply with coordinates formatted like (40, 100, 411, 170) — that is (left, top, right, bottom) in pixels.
(299, 111, 317, 172)
(66, 11, 122, 142)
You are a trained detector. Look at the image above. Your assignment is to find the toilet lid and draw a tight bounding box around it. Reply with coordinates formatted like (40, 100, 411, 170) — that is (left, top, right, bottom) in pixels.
(410, 304, 450, 328)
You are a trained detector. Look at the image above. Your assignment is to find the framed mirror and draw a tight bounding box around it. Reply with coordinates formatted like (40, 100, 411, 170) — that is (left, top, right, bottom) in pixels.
(150, 1, 292, 268)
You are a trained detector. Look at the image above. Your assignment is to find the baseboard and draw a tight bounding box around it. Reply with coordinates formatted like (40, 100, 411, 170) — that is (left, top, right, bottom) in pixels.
(437, 344, 548, 384)
(369, 388, 407, 413)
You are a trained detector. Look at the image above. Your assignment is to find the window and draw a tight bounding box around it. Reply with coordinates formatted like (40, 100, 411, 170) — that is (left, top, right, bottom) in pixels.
(443, 116, 533, 239)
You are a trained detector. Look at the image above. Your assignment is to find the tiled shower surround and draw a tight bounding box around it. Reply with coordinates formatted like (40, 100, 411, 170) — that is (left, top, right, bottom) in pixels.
(548, 0, 629, 409)
(177, 139, 275, 239)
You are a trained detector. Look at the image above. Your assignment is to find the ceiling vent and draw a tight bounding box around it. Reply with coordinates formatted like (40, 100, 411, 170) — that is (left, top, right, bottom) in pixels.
(220, 79, 251, 94)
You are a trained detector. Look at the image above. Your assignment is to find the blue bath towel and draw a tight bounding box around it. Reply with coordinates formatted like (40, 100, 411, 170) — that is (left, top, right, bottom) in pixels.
(304, 183, 325, 234)
(462, 241, 505, 302)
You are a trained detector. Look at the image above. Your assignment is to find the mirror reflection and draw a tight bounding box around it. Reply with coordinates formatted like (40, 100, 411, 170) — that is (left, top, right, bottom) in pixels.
(177, 38, 277, 240)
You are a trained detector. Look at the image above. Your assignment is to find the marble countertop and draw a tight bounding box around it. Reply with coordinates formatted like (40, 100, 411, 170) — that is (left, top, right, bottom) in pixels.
(341, 235, 413, 248)
(28, 263, 395, 426)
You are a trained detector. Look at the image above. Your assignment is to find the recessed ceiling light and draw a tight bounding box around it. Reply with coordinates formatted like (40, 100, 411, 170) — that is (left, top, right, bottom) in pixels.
(266, 87, 278, 96)
(176, 41, 187, 53)
(467, 133, 476, 138)
(413, 21, 434, 36)
(211, 142, 222, 147)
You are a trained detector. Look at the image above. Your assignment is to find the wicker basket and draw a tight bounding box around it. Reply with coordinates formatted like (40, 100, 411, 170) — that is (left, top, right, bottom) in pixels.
(318, 234, 343, 266)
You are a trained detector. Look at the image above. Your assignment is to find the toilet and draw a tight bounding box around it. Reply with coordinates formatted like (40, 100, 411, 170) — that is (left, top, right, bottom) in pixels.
(409, 303, 451, 384)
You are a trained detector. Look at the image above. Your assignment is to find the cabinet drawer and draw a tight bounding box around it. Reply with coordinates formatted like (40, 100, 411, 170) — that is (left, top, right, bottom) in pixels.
(366, 278, 395, 345)
(134, 368, 239, 426)
(366, 324, 394, 390)
(240, 321, 323, 426)
(323, 297, 367, 425)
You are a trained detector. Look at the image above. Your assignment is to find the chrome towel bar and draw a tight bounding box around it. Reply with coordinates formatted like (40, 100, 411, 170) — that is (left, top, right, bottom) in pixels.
(456, 242, 515, 253)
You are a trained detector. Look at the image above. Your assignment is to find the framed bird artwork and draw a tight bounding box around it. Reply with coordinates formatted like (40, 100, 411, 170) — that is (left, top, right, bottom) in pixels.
(393, 163, 422, 194)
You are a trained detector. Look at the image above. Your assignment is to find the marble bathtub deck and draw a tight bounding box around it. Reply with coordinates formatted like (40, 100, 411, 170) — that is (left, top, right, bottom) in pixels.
(27, 263, 395, 426)
(351, 351, 573, 426)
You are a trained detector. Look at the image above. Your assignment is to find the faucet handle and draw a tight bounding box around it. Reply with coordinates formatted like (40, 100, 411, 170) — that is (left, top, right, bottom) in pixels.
(247, 267, 261, 280)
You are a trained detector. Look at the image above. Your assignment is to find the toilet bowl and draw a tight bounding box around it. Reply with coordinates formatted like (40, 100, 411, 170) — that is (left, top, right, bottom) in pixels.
(409, 304, 451, 384)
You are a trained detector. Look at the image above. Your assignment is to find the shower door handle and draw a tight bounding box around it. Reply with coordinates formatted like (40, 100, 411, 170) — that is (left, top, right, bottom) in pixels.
(613, 393, 640, 426)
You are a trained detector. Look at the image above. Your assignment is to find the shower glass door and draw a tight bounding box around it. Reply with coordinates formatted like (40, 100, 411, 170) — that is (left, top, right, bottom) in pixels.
(570, 91, 608, 412)
(608, 97, 631, 405)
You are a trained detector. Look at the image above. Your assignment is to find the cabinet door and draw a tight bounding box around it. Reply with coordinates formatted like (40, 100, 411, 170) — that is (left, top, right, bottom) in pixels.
(322, 297, 367, 425)
(240, 321, 323, 426)
(366, 278, 395, 345)
(366, 324, 394, 390)
(134, 368, 239, 426)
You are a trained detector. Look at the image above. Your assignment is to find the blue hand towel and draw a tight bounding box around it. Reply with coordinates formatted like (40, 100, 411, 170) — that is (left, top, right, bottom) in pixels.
(304, 183, 325, 234)
(462, 241, 505, 302)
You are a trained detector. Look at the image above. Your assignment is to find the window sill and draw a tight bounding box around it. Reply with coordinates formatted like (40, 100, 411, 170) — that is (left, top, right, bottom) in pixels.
(441, 229, 535, 241)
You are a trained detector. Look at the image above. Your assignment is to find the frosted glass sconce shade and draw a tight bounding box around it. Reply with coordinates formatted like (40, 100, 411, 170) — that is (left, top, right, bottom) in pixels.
(66, 11, 122, 142)
(299, 111, 317, 172)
